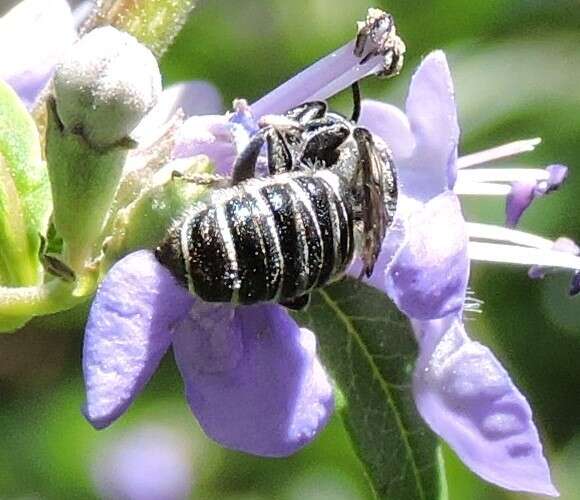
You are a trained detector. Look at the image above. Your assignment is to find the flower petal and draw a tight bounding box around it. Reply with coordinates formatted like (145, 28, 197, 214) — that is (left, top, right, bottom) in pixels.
(163, 81, 224, 118)
(173, 303, 334, 457)
(505, 180, 537, 227)
(83, 250, 194, 429)
(0, 0, 76, 108)
(359, 99, 415, 161)
(370, 191, 469, 320)
(133, 81, 224, 145)
(172, 115, 251, 176)
(404, 50, 460, 197)
(412, 317, 558, 496)
(506, 165, 568, 227)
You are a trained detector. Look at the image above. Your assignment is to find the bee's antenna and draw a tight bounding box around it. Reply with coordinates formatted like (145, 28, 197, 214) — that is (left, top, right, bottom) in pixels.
(351, 82, 361, 123)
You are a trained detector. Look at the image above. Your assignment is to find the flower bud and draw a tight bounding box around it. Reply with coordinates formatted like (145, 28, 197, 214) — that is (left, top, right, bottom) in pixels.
(53, 26, 161, 149)
(46, 27, 161, 273)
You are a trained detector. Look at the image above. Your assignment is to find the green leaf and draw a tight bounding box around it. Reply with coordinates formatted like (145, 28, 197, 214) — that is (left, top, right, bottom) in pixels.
(294, 278, 446, 500)
(0, 80, 51, 286)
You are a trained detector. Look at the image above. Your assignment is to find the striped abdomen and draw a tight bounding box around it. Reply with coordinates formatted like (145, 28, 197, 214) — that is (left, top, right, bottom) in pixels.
(156, 170, 355, 305)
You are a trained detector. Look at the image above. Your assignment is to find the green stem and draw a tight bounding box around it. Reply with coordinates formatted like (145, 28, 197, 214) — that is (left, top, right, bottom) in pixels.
(82, 0, 199, 59)
(62, 240, 93, 277)
(0, 271, 97, 319)
(0, 281, 76, 318)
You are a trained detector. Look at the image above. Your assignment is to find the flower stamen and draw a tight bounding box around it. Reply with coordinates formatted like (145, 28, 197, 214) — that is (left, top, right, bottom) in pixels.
(467, 224, 580, 294)
(457, 138, 541, 169)
(454, 181, 511, 196)
(468, 241, 580, 270)
(458, 167, 551, 183)
(467, 222, 554, 249)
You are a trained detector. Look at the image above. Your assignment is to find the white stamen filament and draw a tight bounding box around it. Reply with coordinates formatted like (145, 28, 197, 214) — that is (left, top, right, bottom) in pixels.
(457, 168, 549, 183)
(454, 182, 511, 196)
(469, 242, 580, 271)
(457, 138, 541, 169)
(467, 223, 554, 249)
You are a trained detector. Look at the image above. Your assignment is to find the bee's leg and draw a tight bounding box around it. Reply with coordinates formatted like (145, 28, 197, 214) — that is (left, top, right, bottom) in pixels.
(171, 170, 230, 188)
(351, 82, 361, 122)
(300, 121, 350, 167)
(265, 127, 293, 175)
(231, 129, 268, 184)
(232, 126, 295, 184)
(351, 127, 396, 278)
(280, 293, 311, 311)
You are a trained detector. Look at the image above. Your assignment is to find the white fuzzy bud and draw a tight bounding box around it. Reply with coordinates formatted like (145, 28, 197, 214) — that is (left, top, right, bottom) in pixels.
(53, 26, 162, 149)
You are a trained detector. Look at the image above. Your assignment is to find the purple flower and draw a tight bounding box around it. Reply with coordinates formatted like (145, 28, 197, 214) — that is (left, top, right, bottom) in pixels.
(91, 423, 196, 500)
(83, 250, 334, 456)
(357, 50, 579, 496)
(80, 14, 573, 498)
(0, 0, 223, 127)
(0, 0, 76, 108)
(170, 99, 254, 176)
(83, 18, 401, 456)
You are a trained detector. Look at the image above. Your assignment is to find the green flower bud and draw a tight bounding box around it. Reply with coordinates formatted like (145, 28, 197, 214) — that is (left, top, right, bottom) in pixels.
(53, 26, 162, 149)
(47, 26, 162, 273)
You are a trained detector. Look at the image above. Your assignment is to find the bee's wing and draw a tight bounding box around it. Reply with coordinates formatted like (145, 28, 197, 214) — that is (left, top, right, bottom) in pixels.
(353, 128, 398, 278)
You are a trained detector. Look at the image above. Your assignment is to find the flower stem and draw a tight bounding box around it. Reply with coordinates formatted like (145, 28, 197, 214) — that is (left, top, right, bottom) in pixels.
(82, 0, 199, 59)
(0, 281, 76, 318)
(0, 270, 98, 325)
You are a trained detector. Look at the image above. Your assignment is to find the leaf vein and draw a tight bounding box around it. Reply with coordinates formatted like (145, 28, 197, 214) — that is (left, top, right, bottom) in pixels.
(318, 289, 427, 500)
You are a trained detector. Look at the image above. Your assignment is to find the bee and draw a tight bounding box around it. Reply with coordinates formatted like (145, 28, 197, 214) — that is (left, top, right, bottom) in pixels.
(155, 8, 401, 310)
(155, 88, 397, 310)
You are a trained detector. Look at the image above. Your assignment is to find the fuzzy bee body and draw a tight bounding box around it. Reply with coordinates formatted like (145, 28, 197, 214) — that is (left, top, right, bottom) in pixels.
(156, 96, 399, 310)
(156, 169, 355, 306)
(155, 9, 403, 310)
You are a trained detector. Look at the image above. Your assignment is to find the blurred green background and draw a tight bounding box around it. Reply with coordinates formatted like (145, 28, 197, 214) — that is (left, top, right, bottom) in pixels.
(1, 0, 580, 498)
